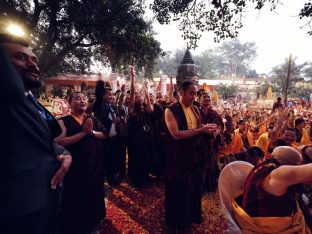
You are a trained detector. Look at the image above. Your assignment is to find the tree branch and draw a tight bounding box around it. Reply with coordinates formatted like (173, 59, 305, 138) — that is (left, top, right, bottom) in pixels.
(77, 41, 100, 47)
(29, 0, 43, 29)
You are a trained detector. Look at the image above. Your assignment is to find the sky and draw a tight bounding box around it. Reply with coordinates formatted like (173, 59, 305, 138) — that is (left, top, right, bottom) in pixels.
(147, 0, 312, 74)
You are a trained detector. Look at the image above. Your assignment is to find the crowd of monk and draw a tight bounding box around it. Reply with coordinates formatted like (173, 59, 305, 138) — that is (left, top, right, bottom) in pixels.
(3, 32, 312, 234)
(58, 75, 312, 233)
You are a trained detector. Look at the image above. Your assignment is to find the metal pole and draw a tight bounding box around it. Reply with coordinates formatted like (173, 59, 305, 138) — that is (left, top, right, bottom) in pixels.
(284, 54, 292, 106)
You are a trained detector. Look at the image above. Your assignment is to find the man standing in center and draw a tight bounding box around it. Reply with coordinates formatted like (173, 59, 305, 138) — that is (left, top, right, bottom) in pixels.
(164, 81, 217, 232)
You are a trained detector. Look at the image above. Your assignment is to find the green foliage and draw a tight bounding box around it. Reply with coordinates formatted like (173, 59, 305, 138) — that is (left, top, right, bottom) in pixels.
(194, 49, 218, 79)
(154, 39, 257, 79)
(153, 49, 186, 77)
(216, 83, 239, 99)
(270, 57, 306, 95)
(258, 81, 270, 97)
(302, 62, 312, 80)
(299, 2, 312, 35)
(214, 39, 257, 77)
(245, 69, 259, 79)
(151, 0, 311, 49)
(292, 87, 311, 100)
(0, 0, 162, 76)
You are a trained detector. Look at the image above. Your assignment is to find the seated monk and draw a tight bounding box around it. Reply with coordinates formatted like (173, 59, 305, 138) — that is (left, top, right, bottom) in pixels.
(293, 118, 311, 147)
(255, 125, 273, 160)
(232, 146, 312, 233)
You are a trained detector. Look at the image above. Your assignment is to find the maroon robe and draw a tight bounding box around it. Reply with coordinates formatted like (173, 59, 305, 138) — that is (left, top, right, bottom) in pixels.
(59, 115, 106, 234)
(242, 159, 297, 217)
(165, 102, 205, 230)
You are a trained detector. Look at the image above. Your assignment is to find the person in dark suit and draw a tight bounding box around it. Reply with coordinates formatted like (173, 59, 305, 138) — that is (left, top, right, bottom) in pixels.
(0, 34, 72, 234)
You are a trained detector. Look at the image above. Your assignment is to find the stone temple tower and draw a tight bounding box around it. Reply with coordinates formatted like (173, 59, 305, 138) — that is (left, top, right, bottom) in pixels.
(176, 49, 199, 89)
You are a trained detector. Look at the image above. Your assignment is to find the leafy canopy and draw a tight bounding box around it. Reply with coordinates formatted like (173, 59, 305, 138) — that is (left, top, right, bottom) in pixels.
(155, 39, 257, 79)
(151, 0, 311, 49)
(0, 0, 162, 77)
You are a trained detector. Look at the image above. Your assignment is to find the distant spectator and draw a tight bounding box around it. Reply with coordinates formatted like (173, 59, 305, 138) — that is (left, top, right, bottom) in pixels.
(272, 97, 283, 112)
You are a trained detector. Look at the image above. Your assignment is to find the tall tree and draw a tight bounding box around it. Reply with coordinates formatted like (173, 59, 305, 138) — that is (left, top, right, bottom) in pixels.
(214, 39, 257, 77)
(302, 62, 312, 80)
(151, 0, 312, 49)
(270, 57, 306, 96)
(153, 49, 185, 76)
(154, 39, 257, 79)
(0, 0, 162, 77)
(216, 83, 239, 99)
(194, 49, 218, 79)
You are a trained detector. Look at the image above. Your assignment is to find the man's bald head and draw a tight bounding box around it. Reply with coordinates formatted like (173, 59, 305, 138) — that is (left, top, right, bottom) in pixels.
(271, 146, 302, 165)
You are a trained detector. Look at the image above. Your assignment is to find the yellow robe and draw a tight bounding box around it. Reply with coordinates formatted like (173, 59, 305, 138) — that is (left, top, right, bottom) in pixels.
(256, 132, 270, 159)
(252, 125, 267, 143)
(246, 131, 254, 148)
(232, 194, 311, 234)
(218, 130, 244, 157)
(293, 129, 311, 147)
(235, 129, 253, 148)
(180, 101, 198, 129)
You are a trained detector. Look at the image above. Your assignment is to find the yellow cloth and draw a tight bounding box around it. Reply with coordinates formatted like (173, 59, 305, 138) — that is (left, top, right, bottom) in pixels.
(232, 195, 310, 234)
(259, 125, 267, 136)
(307, 127, 312, 142)
(180, 101, 198, 129)
(293, 129, 311, 147)
(252, 125, 267, 143)
(247, 131, 254, 147)
(301, 129, 311, 145)
(256, 132, 270, 159)
(218, 130, 244, 157)
(235, 129, 253, 148)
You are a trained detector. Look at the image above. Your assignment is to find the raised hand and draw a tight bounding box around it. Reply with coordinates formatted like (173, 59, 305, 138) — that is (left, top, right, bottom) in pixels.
(130, 66, 135, 79)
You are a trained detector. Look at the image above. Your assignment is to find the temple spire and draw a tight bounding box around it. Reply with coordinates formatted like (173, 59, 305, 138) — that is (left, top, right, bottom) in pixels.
(176, 49, 199, 88)
(181, 49, 194, 65)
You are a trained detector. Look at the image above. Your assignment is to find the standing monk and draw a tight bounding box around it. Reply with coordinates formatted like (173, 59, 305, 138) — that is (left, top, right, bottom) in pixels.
(198, 91, 224, 192)
(56, 92, 106, 234)
(164, 81, 217, 231)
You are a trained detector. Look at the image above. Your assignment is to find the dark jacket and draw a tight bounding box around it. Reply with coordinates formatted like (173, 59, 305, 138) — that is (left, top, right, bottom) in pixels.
(0, 47, 61, 218)
(92, 102, 118, 135)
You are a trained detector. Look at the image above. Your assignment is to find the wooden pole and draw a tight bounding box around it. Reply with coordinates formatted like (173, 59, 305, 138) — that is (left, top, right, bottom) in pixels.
(284, 54, 292, 106)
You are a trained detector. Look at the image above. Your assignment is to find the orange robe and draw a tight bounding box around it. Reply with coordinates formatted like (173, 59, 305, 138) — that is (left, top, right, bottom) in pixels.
(235, 129, 253, 148)
(293, 129, 311, 147)
(251, 125, 267, 143)
(256, 132, 270, 159)
(218, 130, 244, 157)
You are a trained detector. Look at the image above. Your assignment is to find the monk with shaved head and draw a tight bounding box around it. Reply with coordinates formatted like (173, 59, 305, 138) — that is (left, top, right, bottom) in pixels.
(233, 146, 312, 233)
